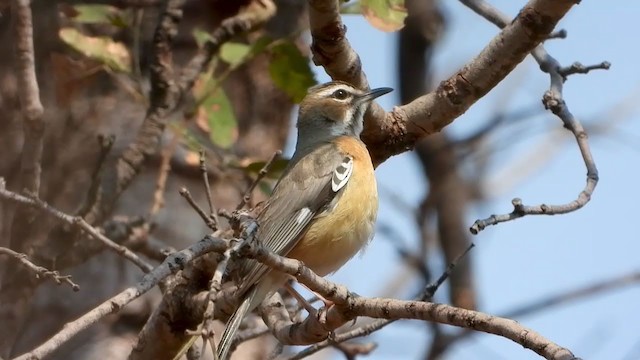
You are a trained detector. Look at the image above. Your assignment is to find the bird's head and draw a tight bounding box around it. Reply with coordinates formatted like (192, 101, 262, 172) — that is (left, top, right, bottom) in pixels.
(295, 81, 392, 152)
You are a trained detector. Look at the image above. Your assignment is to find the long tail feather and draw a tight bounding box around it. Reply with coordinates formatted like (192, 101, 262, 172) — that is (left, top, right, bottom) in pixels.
(216, 287, 258, 360)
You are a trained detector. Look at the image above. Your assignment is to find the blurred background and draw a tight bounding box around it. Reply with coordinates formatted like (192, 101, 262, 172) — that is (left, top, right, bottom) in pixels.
(0, 1, 638, 360)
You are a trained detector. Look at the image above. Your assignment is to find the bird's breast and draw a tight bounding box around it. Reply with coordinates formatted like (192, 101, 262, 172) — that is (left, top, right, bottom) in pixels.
(287, 152, 378, 277)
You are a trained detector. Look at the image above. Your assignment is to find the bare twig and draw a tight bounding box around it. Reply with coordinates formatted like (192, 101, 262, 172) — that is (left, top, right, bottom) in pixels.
(0, 179, 154, 273)
(0, 247, 79, 291)
(547, 29, 567, 40)
(236, 150, 282, 210)
(179, 187, 217, 230)
(462, 0, 603, 234)
(558, 61, 611, 79)
(504, 271, 640, 319)
(78, 134, 115, 217)
(178, 249, 232, 359)
(199, 150, 219, 228)
(13, 235, 228, 360)
(149, 136, 179, 217)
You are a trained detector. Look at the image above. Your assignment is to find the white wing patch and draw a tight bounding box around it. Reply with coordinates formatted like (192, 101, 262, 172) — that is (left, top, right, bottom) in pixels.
(295, 207, 312, 224)
(331, 157, 353, 192)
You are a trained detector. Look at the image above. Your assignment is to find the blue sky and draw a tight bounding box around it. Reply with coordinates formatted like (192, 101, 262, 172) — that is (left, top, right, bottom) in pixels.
(289, 2, 640, 360)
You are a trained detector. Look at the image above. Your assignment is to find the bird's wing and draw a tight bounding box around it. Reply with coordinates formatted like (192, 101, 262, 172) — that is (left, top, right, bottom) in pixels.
(236, 142, 353, 294)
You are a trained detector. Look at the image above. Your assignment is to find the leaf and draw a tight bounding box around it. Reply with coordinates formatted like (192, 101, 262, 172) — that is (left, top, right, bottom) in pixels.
(269, 42, 316, 103)
(360, 0, 407, 32)
(248, 36, 274, 57)
(220, 42, 251, 67)
(71, 4, 119, 24)
(192, 28, 212, 48)
(59, 28, 131, 73)
(242, 158, 290, 179)
(194, 82, 237, 148)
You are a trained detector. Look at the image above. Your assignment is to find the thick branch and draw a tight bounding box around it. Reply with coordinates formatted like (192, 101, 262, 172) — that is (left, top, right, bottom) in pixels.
(308, 0, 579, 166)
(241, 241, 577, 360)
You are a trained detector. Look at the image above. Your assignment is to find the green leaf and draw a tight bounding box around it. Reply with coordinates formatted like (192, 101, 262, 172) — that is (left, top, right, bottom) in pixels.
(220, 42, 251, 67)
(192, 28, 212, 49)
(248, 36, 274, 57)
(243, 158, 290, 179)
(258, 181, 274, 196)
(59, 28, 131, 73)
(269, 42, 316, 103)
(360, 0, 407, 32)
(200, 88, 237, 148)
(71, 4, 120, 24)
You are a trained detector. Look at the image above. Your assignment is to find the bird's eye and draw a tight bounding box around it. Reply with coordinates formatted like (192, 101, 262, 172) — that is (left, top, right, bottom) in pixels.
(332, 89, 349, 100)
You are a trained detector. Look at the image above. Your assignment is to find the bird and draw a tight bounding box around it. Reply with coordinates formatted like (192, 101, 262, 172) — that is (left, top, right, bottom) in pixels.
(216, 81, 393, 360)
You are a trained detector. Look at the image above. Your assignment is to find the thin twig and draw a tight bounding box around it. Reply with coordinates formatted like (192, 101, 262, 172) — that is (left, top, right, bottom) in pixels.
(150, 135, 179, 217)
(558, 61, 611, 80)
(179, 249, 232, 360)
(78, 135, 115, 217)
(199, 149, 219, 229)
(0, 178, 154, 273)
(236, 150, 282, 210)
(179, 187, 217, 230)
(0, 247, 79, 291)
(461, 0, 604, 234)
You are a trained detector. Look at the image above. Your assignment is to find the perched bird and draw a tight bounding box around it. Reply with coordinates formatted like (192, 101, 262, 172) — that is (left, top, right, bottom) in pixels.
(217, 81, 392, 359)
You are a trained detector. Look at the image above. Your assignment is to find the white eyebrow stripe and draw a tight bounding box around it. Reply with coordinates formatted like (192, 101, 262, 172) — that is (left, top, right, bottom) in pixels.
(316, 86, 352, 98)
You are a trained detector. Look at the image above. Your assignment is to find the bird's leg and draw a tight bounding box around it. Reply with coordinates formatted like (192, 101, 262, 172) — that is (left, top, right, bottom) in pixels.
(284, 282, 318, 315)
(298, 282, 334, 310)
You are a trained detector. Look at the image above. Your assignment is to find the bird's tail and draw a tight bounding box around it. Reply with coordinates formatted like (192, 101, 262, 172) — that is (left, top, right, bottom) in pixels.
(216, 286, 258, 360)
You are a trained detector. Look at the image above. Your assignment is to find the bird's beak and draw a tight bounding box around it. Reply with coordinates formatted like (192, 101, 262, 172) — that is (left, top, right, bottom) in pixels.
(356, 87, 393, 104)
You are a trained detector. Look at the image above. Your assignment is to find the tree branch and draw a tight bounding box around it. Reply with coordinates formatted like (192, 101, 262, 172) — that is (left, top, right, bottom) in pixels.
(0, 247, 79, 291)
(462, 0, 603, 233)
(308, 0, 580, 167)
(83, 0, 185, 225)
(0, 178, 154, 273)
(240, 240, 577, 360)
(11, 0, 44, 197)
(13, 235, 227, 360)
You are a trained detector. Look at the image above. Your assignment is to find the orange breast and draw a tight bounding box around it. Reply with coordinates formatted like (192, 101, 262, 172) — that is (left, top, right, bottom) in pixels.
(286, 137, 378, 276)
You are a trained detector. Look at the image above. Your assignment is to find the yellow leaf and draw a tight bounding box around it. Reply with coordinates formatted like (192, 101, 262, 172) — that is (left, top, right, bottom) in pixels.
(59, 28, 131, 73)
(360, 0, 407, 32)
